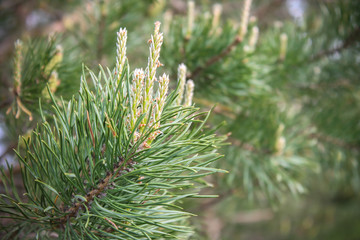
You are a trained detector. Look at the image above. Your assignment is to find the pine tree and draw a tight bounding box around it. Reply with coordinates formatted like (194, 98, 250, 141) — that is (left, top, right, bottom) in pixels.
(0, 0, 359, 239)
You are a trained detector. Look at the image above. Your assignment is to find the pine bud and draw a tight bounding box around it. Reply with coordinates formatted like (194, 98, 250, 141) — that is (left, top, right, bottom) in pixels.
(13, 39, 23, 96)
(130, 68, 145, 132)
(156, 73, 169, 116)
(163, 10, 173, 35)
(238, 0, 252, 41)
(276, 123, 285, 136)
(279, 33, 288, 61)
(147, 73, 170, 145)
(244, 26, 259, 53)
(186, 1, 195, 39)
(42, 71, 61, 98)
(115, 28, 128, 84)
(148, 0, 166, 17)
(211, 4, 223, 33)
(176, 64, 187, 105)
(142, 22, 163, 128)
(44, 45, 63, 76)
(274, 136, 286, 156)
(248, 26, 259, 49)
(274, 123, 285, 155)
(42, 44, 63, 98)
(7, 40, 33, 121)
(184, 80, 194, 107)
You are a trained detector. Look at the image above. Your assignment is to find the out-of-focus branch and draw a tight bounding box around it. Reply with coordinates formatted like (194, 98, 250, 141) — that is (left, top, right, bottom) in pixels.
(0, 143, 16, 162)
(230, 138, 272, 155)
(188, 37, 242, 79)
(194, 97, 237, 119)
(312, 27, 360, 61)
(232, 209, 274, 224)
(308, 132, 360, 151)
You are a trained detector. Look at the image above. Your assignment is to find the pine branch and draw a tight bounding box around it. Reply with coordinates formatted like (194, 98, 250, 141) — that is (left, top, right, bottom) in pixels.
(59, 157, 134, 225)
(188, 36, 242, 79)
(230, 138, 272, 155)
(308, 133, 360, 151)
(194, 97, 237, 119)
(312, 27, 360, 61)
(0, 22, 224, 239)
(0, 143, 17, 163)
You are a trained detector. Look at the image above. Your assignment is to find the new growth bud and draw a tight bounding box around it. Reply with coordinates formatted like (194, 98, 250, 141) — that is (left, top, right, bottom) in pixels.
(249, 26, 259, 49)
(147, 73, 170, 145)
(274, 137, 286, 156)
(279, 33, 288, 61)
(184, 80, 194, 107)
(142, 22, 164, 129)
(156, 73, 169, 117)
(13, 40, 23, 96)
(274, 123, 286, 156)
(238, 0, 253, 41)
(244, 26, 259, 53)
(44, 45, 63, 76)
(116, 28, 128, 83)
(117, 22, 197, 149)
(42, 45, 63, 98)
(176, 64, 187, 105)
(211, 4, 223, 33)
(130, 68, 145, 133)
(47, 71, 60, 93)
(6, 40, 33, 121)
(163, 10, 173, 35)
(186, 1, 195, 39)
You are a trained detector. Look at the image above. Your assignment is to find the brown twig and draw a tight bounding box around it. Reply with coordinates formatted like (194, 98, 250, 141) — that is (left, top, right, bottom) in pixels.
(230, 137, 272, 155)
(59, 157, 134, 224)
(0, 143, 17, 162)
(232, 209, 273, 224)
(308, 133, 360, 151)
(296, 78, 352, 90)
(188, 36, 242, 79)
(311, 27, 360, 62)
(193, 97, 237, 119)
(0, 162, 21, 186)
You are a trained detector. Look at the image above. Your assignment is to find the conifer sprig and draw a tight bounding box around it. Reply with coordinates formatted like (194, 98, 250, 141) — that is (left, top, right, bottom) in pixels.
(0, 22, 224, 239)
(141, 21, 164, 132)
(130, 68, 145, 138)
(115, 28, 127, 83)
(6, 40, 33, 121)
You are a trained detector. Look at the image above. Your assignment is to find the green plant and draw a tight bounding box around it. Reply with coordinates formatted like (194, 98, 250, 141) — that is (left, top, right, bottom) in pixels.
(0, 22, 225, 239)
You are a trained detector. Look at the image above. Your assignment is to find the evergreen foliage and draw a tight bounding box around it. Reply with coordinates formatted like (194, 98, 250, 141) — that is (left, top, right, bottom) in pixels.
(0, 23, 225, 239)
(0, 0, 359, 239)
(160, 0, 360, 204)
